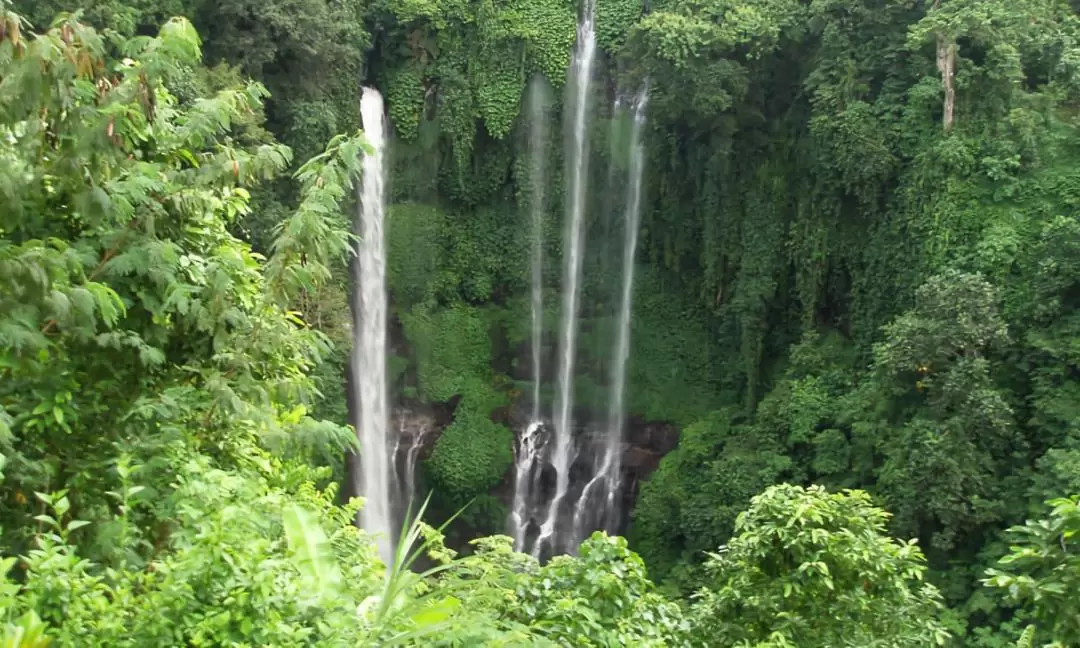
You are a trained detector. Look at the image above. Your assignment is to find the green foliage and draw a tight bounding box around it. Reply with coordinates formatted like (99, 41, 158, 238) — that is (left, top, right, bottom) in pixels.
(10, 0, 191, 35)
(386, 64, 426, 142)
(0, 11, 374, 645)
(401, 303, 496, 404)
(425, 413, 514, 509)
(591, 267, 725, 424)
(631, 411, 792, 586)
(397, 302, 517, 518)
(870, 271, 1019, 553)
(984, 496, 1080, 647)
(387, 203, 445, 307)
(517, 534, 689, 646)
(282, 502, 344, 602)
(9, 0, 1080, 645)
(596, 0, 643, 54)
(373, 0, 575, 174)
(439, 533, 690, 646)
(691, 484, 950, 647)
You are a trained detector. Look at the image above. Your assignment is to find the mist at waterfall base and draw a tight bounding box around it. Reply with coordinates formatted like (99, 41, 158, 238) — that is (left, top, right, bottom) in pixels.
(509, 0, 653, 559)
(347, 6, 651, 563)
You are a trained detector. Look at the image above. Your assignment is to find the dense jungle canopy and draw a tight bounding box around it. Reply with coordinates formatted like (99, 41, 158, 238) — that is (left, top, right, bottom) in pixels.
(2, 0, 1080, 645)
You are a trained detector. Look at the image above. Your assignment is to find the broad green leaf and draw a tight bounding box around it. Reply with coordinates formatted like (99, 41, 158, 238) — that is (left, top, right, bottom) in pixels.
(282, 503, 343, 600)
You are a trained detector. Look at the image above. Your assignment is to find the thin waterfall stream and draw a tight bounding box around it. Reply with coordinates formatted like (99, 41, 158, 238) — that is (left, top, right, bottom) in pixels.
(352, 86, 393, 566)
(534, 0, 597, 558)
(401, 419, 429, 511)
(510, 77, 552, 552)
(572, 87, 649, 544)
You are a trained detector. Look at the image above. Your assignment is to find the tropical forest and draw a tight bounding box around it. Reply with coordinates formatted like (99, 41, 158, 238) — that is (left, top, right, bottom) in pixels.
(2, 0, 1080, 645)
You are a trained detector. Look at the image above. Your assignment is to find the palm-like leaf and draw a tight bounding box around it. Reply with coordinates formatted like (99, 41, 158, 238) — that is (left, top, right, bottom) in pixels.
(283, 503, 343, 602)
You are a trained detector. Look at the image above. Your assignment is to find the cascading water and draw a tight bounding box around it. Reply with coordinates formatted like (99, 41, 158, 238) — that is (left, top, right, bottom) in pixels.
(510, 76, 552, 552)
(401, 419, 429, 511)
(528, 77, 549, 426)
(534, 0, 596, 558)
(351, 86, 393, 566)
(389, 414, 404, 509)
(572, 87, 649, 544)
(510, 420, 544, 551)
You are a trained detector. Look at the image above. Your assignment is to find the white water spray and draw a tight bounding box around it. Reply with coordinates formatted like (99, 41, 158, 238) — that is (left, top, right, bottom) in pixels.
(535, 0, 596, 558)
(510, 420, 544, 551)
(572, 87, 649, 544)
(352, 87, 392, 565)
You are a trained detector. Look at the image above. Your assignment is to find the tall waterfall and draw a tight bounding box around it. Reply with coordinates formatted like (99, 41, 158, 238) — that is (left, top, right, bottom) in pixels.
(511, 77, 552, 552)
(352, 87, 393, 566)
(572, 87, 649, 544)
(534, 0, 596, 558)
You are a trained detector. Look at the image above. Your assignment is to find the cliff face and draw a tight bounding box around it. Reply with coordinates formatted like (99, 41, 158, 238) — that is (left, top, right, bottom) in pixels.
(617, 417, 679, 525)
(389, 402, 452, 513)
(405, 398, 680, 542)
(392, 404, 450, 463)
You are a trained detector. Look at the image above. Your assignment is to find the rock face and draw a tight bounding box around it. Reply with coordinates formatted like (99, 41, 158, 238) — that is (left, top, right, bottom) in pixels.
(499, 403, 680, 543)
(390, 402, 453, 514)
(392, 404, 450, 458)
(392, 397, 680, 546)
(622, 416, 679, 474)
(616, 416, 679, 530)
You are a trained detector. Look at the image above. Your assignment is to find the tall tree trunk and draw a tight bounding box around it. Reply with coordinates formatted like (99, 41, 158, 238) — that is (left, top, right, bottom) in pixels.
(937, 35, 956, 132)
(933, 0, 956, 132)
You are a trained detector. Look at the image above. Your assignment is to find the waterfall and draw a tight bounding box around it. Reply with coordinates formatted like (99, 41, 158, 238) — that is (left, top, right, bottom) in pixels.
(510, 77, 552, 552)
(352, 86, 393, 566)
(572, 86, 649, 544)
(528, 77, 549, 425)
(401, 418, 429, 511)
(534, 0, 596, 558)
(510, 420, 544, 551)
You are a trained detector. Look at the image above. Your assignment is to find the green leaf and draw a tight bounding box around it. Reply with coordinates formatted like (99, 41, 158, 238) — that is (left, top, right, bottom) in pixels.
(86, 283, 126, 328)
(409, 596, 461, 627)
(33, 515, 57, 528)
(282, 504, 343, 601)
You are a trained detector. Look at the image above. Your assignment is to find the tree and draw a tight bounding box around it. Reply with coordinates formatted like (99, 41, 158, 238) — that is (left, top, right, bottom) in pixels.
(0, 0, 369, 555)
(691, 484, 949, 647)
(984, 496, 1080, 647)
(631, 410, 792, 589)
(437, 533, 690, 647)
(0, 6, 397, 645)
(869, 271, 1019, 553)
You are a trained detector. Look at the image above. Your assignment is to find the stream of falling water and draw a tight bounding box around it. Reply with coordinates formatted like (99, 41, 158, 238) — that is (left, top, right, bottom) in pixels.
(534, 0, 596, 559)
(511, 77, 552, 552)
(528, 78, 549, 426)
(352, 86, 392, 566)
(572, 86, 649, 545)
(402, 421, 429, 511)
